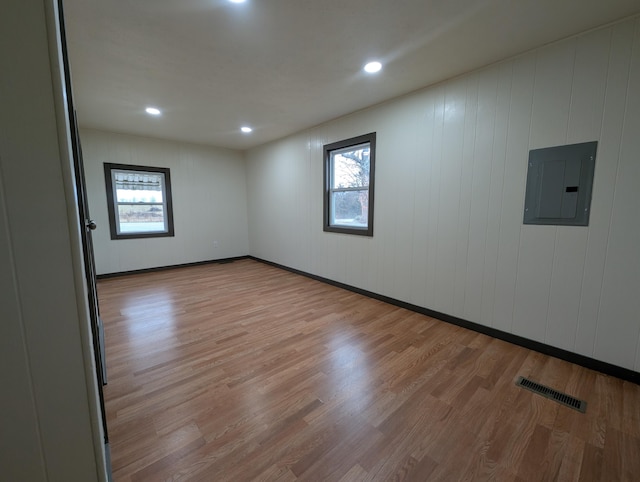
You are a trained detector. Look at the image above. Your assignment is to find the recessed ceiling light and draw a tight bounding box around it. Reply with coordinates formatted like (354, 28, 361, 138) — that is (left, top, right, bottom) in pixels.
(145, 107, 161, 116)
(241, 126, 253, 133)
(229, 0, 246, 3)
(364, 61, 382, 74)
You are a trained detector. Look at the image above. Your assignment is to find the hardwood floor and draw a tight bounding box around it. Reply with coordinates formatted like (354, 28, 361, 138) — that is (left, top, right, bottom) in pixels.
(98, 259, 640, 481)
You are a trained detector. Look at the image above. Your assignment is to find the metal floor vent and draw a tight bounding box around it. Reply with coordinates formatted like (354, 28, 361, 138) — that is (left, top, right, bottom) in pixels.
(515, 376, 586, 413)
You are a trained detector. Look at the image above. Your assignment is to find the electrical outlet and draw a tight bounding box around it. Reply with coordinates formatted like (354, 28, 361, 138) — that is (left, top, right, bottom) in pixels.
(213, 240, 219, 248)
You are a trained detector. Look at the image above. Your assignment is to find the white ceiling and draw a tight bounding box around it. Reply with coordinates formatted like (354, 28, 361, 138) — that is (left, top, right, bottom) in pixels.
(63, 0, 640, 151)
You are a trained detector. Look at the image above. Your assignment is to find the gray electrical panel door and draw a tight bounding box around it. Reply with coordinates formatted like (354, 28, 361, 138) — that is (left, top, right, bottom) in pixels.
(523, 141, 597, 226)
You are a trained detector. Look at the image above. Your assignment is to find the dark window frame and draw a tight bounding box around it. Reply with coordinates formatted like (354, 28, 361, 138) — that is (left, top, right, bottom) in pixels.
(323, 132, 376, 236)
(104, 163, 175, 240)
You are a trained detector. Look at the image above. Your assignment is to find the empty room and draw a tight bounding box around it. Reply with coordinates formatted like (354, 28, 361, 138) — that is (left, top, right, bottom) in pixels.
(2, 0, 640, 481)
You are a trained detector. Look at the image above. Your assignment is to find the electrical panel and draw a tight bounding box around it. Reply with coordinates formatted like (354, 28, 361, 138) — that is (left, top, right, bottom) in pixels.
(523, 141, 597, 226)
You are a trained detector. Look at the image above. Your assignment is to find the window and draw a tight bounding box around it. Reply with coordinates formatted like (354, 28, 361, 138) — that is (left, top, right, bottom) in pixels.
(323, 132, 376, 236)
(104, 163, 174, 239)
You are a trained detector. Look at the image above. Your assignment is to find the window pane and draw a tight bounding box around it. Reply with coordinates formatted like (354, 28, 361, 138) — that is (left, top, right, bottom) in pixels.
(331, 143, 370, 189)
(331, 190, 368, 227)
(323, 132, 375, 236)
(114, 171, 164, 203)
(117, 204, 166, 234)
(105, 163, 174, 239)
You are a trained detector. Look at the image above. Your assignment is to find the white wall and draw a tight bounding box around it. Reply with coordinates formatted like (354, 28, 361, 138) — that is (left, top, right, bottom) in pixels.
(246, 16, 640, 372)
(81, 129, 250, 275)
(0, 0, 106, 480)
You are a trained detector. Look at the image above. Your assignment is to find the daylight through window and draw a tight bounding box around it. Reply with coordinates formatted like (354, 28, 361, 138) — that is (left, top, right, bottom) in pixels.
(324, 133, 376, 236)
(104, 163, 174, 239)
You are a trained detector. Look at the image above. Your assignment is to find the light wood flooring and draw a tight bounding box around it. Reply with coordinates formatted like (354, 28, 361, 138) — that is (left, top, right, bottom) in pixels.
(98, 259, 640, 481)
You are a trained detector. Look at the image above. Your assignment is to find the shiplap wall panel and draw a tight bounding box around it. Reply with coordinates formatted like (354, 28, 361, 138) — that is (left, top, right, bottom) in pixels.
(492, 55, 535, 333)
(575, 21, 634, 358)
(481, 63, 512, 327)
(512, 35, 576, 344)
(244, 16, 640, 371)
(597, 19, 640, 370)
(529, 40, 575, 149)
(409, 92, 433, 307)
(375, 105, 399, 298)
(286, 140, 307, 269)
(392, 99, 423, 302)
(463, 69, 498, 320)
(396, 94, 424, 301)
(512, 225, 556, 343)
(432, 87, 449, 307)
(546, 228, 588, 350)
(434, 80, 466, 314)
(567, 28, 610, 144)
(425, 87, 445, 310)
(412, 90, 435, 307)
(452, 77, 479, 318)
(546, 27, 612, 352)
